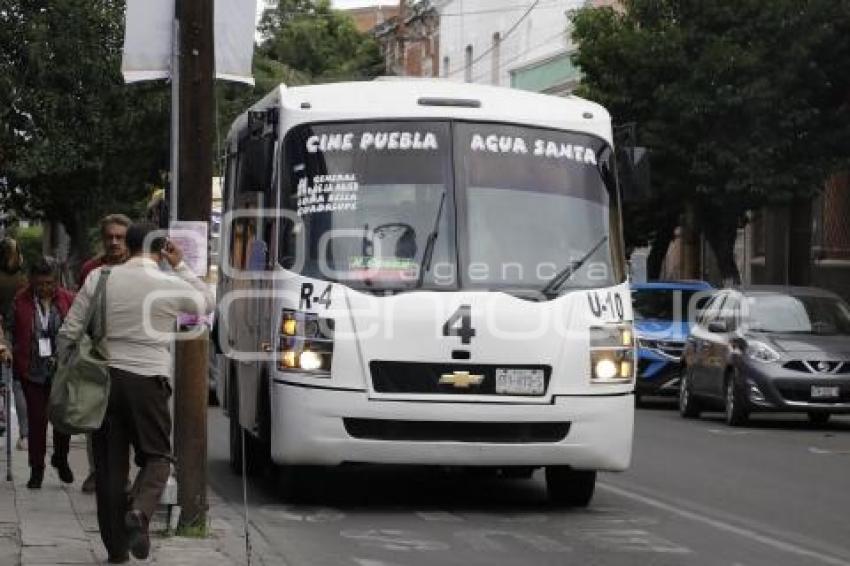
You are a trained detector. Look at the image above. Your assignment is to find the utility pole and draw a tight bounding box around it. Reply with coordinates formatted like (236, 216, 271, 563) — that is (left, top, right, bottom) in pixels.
(173, 0, 213, 530)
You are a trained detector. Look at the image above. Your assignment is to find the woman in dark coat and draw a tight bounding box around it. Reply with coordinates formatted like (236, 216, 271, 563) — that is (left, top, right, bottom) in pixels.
(13, 258, 76, 488)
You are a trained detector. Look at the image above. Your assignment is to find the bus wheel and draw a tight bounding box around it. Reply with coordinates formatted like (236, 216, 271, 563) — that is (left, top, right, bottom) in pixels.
(545, 467, 596, 507)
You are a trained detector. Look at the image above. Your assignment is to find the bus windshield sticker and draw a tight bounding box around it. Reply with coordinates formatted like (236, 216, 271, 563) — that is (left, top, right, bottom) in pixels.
(306, 131, 440, 154)
(470, 133, 597, 165)
(347, 257, 418, 282)
(296, 174, 359, 217)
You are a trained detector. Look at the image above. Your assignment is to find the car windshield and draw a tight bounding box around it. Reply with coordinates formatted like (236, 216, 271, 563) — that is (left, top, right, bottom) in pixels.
(746, 294, 850, 335)
(632, 289, 710, 322)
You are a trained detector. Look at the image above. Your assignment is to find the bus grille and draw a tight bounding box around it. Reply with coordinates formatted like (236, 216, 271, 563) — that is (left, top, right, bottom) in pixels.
(369, 361, 551, 396)
(343, 419, 570, 443)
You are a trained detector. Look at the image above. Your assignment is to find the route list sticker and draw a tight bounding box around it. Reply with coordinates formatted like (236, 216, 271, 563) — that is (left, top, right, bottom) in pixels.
(296, 174, 359, 217)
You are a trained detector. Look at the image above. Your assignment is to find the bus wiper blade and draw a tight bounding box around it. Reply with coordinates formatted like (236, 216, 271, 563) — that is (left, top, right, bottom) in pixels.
(541, 235, 609, 296)
(416, 191, 446, 288)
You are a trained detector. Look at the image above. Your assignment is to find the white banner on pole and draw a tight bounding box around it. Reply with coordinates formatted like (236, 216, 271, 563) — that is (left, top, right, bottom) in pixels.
(121, 0, 256, 85)
(122, 0, 175, 83)
(215, 0, 257, 85)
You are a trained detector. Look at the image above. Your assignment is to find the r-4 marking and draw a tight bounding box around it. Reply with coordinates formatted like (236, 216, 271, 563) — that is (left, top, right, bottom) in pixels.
(315, 284, 333, 309)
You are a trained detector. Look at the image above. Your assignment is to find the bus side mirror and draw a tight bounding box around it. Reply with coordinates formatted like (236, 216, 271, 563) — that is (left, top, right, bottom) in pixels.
(617, 146, 651, 203)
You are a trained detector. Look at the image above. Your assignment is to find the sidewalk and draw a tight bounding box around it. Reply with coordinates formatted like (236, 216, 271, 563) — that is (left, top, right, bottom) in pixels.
(0, 426, 267, 565)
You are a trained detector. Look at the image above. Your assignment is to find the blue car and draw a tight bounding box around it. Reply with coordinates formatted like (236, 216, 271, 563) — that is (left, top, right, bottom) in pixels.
(631, 281, 714, 403)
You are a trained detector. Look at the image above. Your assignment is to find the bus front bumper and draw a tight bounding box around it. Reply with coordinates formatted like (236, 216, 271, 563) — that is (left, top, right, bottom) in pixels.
(270, 381, 634, 471)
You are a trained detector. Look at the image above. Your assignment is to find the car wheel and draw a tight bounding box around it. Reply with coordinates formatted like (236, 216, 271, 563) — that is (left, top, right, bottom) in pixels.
(679, 369, 701, 419)
(724, 371, 749, 427)
(545, 467, 596, 507)
(808, 412, 831, 426)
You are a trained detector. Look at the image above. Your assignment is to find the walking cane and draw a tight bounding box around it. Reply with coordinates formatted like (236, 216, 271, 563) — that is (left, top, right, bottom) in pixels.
(3, 364, 11, 481)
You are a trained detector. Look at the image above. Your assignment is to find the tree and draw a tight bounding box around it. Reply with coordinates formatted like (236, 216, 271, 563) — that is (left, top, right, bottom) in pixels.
(258, 0, 384, 82)
(1, 0, 169, 263)
(571, 0, 850, 283)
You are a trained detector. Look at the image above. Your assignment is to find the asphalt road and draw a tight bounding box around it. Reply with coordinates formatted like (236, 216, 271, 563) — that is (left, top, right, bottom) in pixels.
(207, 400, 850, 566)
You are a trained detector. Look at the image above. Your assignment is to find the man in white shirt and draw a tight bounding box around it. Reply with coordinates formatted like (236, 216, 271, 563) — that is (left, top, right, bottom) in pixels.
(59, 223, 214, 563)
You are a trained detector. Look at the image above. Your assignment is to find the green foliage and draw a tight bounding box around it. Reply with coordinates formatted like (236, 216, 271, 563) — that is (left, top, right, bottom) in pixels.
(215, 0, 384, 161)
(571, 0, 850, 274)
(8, 225, 44, 269)
(1, 0, 169, 256)
(258, 0, 384, 82)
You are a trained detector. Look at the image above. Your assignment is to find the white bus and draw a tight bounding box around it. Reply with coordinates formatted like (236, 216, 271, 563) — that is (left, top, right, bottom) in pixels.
(216, 79, 635, 506)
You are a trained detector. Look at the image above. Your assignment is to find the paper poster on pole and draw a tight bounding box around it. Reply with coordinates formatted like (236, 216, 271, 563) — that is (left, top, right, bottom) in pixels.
(169, 221, 209, 277)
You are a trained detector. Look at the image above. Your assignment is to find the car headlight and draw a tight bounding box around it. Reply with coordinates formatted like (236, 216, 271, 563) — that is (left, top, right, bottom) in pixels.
(590, 324, 635, 384)
(278, 309, 334, 376)
(747, 340, 780, 364)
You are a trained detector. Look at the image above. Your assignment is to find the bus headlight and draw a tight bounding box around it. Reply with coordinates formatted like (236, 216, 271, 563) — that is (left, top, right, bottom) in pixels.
(278, 309, 334, 376)
(595, 358, 618, 380)
(590, 324, 635, 384)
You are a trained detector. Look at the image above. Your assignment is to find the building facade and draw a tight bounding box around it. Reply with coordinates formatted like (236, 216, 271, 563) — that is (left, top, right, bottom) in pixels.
(374, 1, 441, 77)
(345, 4, 400, 34)
(436, 0, 588, 93)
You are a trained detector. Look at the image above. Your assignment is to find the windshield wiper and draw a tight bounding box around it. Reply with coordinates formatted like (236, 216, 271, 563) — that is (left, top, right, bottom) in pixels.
(416, 191, 446, 288)
(541, 235, 609, 297)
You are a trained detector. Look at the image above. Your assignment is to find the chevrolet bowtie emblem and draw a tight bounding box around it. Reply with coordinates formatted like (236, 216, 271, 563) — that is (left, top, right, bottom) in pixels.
(439, 371, 485, 389)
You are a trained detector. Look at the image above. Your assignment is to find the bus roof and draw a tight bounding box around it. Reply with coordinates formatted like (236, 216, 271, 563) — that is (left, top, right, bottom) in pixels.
(228, 79, 613, 145)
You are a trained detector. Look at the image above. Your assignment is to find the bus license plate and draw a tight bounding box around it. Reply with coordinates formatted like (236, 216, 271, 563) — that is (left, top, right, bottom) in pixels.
(811, 386, 840, 399)
(495, 369, 545, 395)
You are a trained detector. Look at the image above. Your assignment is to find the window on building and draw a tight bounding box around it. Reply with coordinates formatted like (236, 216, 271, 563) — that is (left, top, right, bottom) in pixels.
(464, 45, 473, 83)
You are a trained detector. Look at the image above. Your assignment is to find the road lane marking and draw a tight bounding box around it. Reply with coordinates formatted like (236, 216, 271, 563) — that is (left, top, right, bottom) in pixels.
(456, 529, 571, 553)
(809, 447, 850, 456)
(573, 528, 691, 554)
(258, 505, 345, 523)
(340, 529, 450, 552)
(599, 482, 850, 566)
(416, 511, 464, 522)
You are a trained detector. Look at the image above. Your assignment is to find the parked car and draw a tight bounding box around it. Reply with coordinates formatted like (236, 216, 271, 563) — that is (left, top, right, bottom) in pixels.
(680, 286, 850, 426)
(631, 281, 714, 404)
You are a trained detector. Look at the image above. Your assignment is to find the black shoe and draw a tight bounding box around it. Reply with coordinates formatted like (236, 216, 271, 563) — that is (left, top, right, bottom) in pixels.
(107, 552, 130, 564)
(51, 456, 74, 484)
(27, 467, 44, 489)
(125, 510, 151, 560)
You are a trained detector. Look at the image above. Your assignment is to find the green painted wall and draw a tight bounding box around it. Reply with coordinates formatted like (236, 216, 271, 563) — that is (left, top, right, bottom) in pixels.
(510, 52, 579, 93)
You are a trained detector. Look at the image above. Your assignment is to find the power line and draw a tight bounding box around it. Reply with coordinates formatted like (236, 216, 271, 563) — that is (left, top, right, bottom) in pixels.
(448, 0, 542, 78)
(439, 1, 563, 18)
(471, 28, 569, 83)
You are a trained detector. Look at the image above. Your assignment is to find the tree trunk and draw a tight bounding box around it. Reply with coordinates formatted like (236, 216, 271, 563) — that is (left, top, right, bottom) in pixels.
(787, 196, 813, 286)
(646, 215, 677, 280)
(703, 210, 742, 286)
(680, 201, 701, 280)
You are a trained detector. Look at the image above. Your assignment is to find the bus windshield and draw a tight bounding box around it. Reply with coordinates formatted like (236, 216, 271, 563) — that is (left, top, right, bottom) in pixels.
(281, 120, 621, 295)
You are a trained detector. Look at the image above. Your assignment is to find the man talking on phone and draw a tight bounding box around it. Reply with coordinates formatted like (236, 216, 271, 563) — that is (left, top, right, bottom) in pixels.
(58, 223, 214, 563)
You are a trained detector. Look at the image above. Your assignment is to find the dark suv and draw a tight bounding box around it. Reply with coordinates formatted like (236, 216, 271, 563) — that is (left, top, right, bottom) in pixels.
(680, 286, 850, 426)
